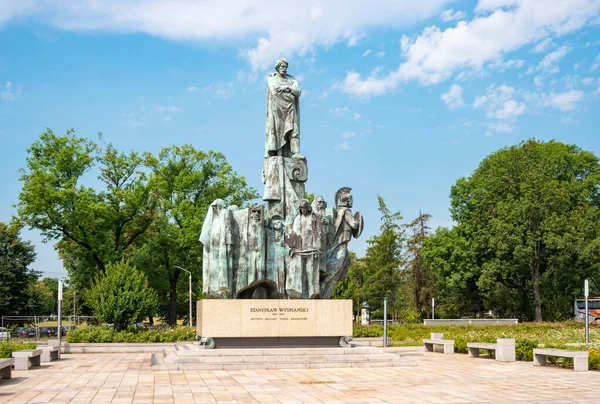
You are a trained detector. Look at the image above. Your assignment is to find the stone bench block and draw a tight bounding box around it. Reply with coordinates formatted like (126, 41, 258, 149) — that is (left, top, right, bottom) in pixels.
(467, 338, 515, 362)
(423, 339, 454, 354)
(0, 358, 14, 379)
(12, 349, 42, 370)
(533, 348, 588, 372)
(41, 346, 60, 362)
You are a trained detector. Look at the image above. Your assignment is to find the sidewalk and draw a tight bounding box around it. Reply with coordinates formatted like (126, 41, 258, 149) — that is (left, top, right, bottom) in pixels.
(0, 347, 598, 403)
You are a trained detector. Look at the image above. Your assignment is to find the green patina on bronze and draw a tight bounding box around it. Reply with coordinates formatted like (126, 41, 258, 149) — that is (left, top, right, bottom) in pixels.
(200, 59, 363, 299)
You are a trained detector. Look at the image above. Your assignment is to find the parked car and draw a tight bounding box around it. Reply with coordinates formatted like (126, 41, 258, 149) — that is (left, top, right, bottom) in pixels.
(10, 327, 24, 338)
(40, 326, 57, 337)
(0, 327, 8, 340)
(11, 327, 36, 338)
(25, 327, 37, 338)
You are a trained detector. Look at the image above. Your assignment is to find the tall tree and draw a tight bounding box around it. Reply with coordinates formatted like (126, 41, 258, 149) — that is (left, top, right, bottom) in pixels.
(405, 211, 433, 317)
(0, 222, 38, 316)
(16, 129, 156, 292)
(136, 145, 258, 325)
(361, 196, 405, 319)
(449, 139, 600, 321)
(331, 251, 365, 314)
(422, 226, 483, 318)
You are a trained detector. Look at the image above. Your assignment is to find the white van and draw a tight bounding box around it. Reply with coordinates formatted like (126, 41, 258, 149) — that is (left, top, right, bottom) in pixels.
(0, 327, 8, 340)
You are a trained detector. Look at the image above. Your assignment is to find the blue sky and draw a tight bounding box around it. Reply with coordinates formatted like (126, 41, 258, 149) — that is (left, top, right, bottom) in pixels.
(1, 0, 599, 279)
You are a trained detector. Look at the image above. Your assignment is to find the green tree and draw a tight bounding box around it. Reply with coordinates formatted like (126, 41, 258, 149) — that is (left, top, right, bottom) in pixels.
(422, 226, 483, 318)
(331, 251, 365, 314)
(86, 260, 158, 330)
(30, 277, 58, 316)
(135, 145, 258, 325)
(449, 139, 600, 321)
(405, 211, 433, 317)
(0, 222, 38, 316)
(361, 196, 405, 319)
(16, 129, 156, 292)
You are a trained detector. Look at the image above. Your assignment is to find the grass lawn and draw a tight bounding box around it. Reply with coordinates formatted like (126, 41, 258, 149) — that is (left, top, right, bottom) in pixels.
(354, 321, 600, 368)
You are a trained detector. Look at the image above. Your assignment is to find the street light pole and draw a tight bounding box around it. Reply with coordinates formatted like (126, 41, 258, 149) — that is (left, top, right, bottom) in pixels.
(174, 266, 193, 327)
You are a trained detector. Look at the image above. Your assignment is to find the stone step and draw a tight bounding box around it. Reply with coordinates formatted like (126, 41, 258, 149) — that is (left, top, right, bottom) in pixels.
(170, 345, 381, 357)
(152, 355, 416, 371)
(162, 353, 400, 364)
(152, 345, 417, 371)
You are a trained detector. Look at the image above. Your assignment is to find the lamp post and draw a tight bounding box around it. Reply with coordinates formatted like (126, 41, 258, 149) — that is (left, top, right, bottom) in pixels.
(174, 266, 193, 327)
(58, 280, 63, 350)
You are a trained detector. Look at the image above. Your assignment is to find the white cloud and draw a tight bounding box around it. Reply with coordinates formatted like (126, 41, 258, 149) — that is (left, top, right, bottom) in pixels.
(155, 105, 182, 113)
(346, 31, 366, 47)
(582, 77, 596, 85)
(524, 90, 584, 111)
(536, 45, 570, 73)
(186, 86, 198, 92)
(352, 112, 361, 120)
(544, 90, 583, 111)
(342, 132, 357, 138)
(340, 0, 600, 96)
(560, 116, 578, 125)
(533, 38, 553, 53)
(439, 8, 466, 22)
(330, 106, 350, 116)
(488, 121, 515, 133)
(376, 51, 386, 58)
(474, 84, 525, 120)
(592, 53, 600, 71)
(487, 58, 524, 70)
(440, 83, 465, 109)
(1, 81, 22, 100)
(214, 87, 233, 99)
(493, 99, 525, 119)
(362, 49, 372, 57)
(335, 142, 351, 151)
(0, 1, 455, 71)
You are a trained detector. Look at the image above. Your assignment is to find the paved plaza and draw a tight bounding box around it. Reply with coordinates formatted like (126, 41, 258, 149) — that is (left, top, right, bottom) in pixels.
(0, 347, 598, 403)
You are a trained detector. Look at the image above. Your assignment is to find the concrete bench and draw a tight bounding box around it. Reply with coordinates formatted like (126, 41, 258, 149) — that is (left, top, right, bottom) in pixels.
(467, 338, 515, 362)
(12, 349, 42, 370)
(533, 348, 588, 372)
(41, 345, 60, 362)
(423, 332, 454, 354)
(0, 358, 14, 379)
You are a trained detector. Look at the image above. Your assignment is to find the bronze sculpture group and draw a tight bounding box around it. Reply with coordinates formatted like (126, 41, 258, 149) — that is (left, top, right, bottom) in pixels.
(200, 59, 363, 300)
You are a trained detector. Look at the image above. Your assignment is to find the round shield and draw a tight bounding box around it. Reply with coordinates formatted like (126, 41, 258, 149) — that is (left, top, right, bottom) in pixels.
(352, 211, 364, 238)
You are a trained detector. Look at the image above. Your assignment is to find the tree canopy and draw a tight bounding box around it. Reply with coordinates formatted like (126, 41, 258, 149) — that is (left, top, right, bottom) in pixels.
(431, 139, 600, 321)
(0, 222, 38, 316)
(16, 129, 258, 325)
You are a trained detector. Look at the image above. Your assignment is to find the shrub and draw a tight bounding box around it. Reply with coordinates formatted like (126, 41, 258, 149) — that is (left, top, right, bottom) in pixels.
(86, 260, 158, 330)
(66, 326, 195, 343)
(0, 341, 36, 358)
(353, 323, 382, 338)
(515, 338, 538, 361)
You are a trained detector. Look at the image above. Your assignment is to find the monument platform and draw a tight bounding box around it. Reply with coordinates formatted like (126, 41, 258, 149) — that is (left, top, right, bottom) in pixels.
(196, 299, 353, 348)
(151, 343, 417, 370)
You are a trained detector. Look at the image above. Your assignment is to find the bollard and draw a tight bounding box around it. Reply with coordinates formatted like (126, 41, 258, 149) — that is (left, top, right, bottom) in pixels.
(383, 297, 388, 347)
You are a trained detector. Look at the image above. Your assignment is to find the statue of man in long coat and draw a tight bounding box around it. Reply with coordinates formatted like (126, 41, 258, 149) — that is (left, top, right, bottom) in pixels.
(265, 58, 303, 159)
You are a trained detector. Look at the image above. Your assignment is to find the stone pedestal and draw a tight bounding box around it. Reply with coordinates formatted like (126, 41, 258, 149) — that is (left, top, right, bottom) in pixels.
(196, 299, 353, 348)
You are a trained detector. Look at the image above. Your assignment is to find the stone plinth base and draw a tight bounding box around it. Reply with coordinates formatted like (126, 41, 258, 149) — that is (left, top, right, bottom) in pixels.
(197, 299, 352, 348)
(206, 336, 341, 349)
